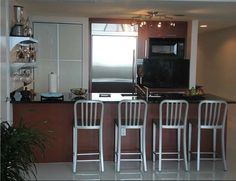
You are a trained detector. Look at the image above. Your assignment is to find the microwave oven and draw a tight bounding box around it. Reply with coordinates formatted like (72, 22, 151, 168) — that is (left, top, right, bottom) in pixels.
(149, 38, 185, 58)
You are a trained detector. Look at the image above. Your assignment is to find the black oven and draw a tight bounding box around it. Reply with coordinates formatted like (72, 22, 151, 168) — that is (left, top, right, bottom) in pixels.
(149, 38, 185, 58)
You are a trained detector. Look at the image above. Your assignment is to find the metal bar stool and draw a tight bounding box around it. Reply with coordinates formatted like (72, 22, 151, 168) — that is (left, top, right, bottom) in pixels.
(114, 99, 148, 172)
(73, 100, 104, 173)
(188, 100, 228, 171)
(153, 100, 189, 171)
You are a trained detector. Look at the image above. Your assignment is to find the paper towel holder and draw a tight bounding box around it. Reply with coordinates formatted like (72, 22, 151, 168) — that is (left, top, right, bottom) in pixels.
(48, 72, 58, 93)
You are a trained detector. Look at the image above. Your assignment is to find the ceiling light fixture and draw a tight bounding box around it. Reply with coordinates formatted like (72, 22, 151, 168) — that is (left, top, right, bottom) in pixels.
(130, 10, 175, 28)
(147, 10, 159, 18)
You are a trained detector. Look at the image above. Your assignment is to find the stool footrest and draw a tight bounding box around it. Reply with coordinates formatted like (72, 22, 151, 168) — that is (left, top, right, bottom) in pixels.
(121, 152, 142, 155)
(191, 151, 217, 155)
(77, 153, 99, 156)
(76, 159, 100, 162)
(199, 158, 222, 161)
(153, 152, 181, 155)
(157, 158, 184, 161)
(120, 158, 142, 161)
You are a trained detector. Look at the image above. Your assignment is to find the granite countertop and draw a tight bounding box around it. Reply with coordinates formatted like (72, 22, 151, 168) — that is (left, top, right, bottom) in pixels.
(10, 92, 236, 104)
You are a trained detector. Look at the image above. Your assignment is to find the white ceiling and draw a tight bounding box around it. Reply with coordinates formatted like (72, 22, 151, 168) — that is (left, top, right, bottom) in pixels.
(18, 0, 236, 33)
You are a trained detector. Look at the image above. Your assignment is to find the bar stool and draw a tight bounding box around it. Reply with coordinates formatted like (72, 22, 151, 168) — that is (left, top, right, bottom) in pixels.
(73, 100, 104, 173)
(188, 100, 228, 171)
(152, 100, 189, 171)
(114, 99, 148, 172)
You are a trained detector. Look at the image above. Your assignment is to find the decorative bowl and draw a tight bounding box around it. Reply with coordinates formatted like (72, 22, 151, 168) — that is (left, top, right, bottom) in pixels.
(70, 88, 87, 96)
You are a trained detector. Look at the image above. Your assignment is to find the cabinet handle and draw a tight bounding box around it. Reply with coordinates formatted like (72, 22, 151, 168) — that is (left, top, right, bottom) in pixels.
(43, 120, 48, 124)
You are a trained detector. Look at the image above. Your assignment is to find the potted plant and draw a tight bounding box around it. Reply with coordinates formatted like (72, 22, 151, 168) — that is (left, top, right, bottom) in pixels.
(1, 121, 46, 181)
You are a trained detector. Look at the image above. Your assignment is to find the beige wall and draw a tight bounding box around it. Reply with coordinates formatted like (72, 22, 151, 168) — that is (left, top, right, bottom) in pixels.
(197, 26, 236, 165)
(197, 26, 236, 100)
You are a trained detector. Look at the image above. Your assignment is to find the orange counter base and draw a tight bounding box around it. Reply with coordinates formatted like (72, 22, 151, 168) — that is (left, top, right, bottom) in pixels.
(13, 102, 224, 163)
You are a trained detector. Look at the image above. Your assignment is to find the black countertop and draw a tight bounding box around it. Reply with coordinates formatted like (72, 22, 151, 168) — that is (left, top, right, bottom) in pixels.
(11, 92, 236, 104)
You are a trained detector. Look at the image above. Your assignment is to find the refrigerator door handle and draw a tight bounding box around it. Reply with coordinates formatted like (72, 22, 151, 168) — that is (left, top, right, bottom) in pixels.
(132, 49, 136, 85)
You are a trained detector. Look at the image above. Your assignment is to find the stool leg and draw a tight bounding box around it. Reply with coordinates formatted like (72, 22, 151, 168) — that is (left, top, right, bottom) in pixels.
(117, 127, 121, 172)
(197, 127, 201, 171)
(73, 127, 77, 173)
(140, 128, 143, 153)
(188, 123, 192, 162)
(99, 128, 104, 172)
(178, 128, 181, 161)
(115, 124, 118, 162)
(213, 128, 216, 159)
(158, 127, 162, 171)
(183, 127, 188, 171)
(153, 123, 156, 162)
(142, 127, 147, 172)
(221, 128, 228, 171)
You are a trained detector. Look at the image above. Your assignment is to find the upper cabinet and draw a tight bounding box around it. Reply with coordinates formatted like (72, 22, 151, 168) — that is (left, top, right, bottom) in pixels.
(137, 21, 187, 59)
(33, 22, 84, 93)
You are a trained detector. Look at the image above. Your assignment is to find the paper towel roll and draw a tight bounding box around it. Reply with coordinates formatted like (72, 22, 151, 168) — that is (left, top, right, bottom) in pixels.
(48, 72, 57, 93)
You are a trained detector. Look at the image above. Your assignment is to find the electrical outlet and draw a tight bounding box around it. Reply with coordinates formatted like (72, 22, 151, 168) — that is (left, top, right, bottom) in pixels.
(121, 128, 126, 136)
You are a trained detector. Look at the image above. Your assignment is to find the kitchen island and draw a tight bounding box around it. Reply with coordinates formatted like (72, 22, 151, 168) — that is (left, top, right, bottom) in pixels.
(12, 92, 235, 162)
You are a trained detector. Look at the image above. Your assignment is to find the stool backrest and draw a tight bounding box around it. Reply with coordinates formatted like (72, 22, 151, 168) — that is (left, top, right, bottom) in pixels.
(74, 100, 104, 127)
(160, 100, 189, 127)
(118, 99, 148, 127)
(198, 100, 228, 127)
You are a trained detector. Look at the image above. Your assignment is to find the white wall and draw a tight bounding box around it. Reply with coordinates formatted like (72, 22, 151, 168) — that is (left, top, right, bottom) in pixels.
(197, 26, 236, 167)
(187, 20, 199, 88)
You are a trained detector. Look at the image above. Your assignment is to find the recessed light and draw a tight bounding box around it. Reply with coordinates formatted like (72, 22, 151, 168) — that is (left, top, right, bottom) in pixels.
(200, 24, 207, 28)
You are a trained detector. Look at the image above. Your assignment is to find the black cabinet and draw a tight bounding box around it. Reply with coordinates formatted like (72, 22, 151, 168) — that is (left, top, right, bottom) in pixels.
(142, 57, 189, 88)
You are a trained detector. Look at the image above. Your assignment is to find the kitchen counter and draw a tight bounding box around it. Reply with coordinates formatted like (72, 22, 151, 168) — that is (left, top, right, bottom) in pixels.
(11, 92, 236, 104)
(12, 92, 235, 162)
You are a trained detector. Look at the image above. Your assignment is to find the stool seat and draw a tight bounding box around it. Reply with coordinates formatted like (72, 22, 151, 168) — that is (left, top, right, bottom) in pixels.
(114, 119, 144, 127)
(75, 119, 101, 128)
(153, 119, 185, 129)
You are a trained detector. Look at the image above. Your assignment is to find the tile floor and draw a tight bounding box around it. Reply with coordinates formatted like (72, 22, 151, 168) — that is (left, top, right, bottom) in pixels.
(28, 116, 236, 180)
(29, 159, 236, 180)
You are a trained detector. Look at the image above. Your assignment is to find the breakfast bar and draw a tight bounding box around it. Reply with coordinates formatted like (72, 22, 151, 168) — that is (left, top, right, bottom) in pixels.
(12, 92, 235, 162)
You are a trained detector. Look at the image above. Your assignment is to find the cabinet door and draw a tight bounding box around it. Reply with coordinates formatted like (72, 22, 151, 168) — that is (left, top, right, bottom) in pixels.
(33, 23, 83, 93)
(59, 24, 83, 60)
(34, 23, 57, 61)
(33, 23, 58, 93)
(58, 24, 83, 92)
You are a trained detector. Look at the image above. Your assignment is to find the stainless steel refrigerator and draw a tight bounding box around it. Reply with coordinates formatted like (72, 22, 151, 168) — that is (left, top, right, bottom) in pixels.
(91, 33, 138, 93)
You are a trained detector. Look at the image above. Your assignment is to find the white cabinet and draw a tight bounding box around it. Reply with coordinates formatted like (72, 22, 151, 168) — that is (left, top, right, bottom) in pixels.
(33, 22, 83, 93)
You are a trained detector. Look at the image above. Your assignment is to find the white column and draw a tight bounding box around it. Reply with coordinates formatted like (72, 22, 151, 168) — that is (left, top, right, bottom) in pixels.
(0, 0, 11, 123)
(189, 20, 199, 89)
